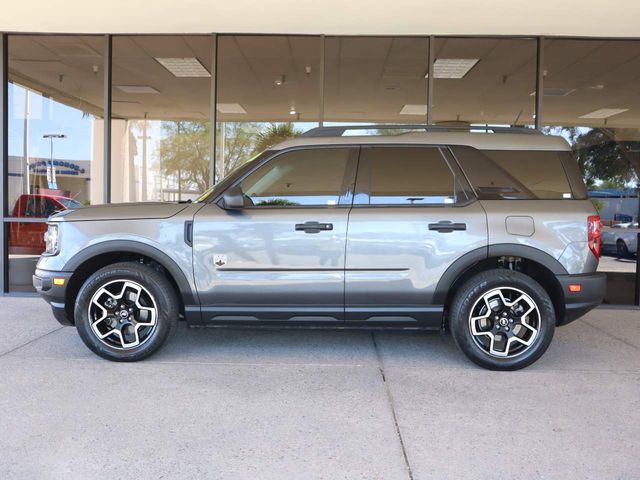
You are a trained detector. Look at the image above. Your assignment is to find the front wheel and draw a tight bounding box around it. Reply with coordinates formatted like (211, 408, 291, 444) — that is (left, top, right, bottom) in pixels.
(449, 269, 555, 370)
(74, 262, 179, 361)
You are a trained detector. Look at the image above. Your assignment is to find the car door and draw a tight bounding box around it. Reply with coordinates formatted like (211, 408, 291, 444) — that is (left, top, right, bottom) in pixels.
(193, 146, 358, 323)
(345, 145, 488, 327)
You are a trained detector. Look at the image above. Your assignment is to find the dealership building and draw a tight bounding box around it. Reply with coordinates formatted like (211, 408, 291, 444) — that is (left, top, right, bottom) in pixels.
(0, 0, 638, 304)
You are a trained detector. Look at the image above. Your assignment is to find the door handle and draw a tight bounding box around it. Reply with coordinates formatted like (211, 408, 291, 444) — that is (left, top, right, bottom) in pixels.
(295, 221, 333, 234)
(428, 221, 467, 233)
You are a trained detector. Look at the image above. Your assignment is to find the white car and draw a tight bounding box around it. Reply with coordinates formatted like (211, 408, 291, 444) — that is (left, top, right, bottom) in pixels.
(602, 222, 639, 257)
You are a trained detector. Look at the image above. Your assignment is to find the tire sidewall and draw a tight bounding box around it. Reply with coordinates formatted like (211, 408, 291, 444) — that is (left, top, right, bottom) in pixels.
(450, 269, 555, 371)
(74, 262, 178, 361)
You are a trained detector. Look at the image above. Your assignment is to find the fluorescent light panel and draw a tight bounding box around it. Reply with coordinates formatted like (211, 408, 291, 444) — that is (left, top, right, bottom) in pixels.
(399, 104, 428, 115)
(217, 103, 247, 114)
(155, 57, 211, 77)
(115, 85, 159, 94)
(579, 108, 629, 119)
(425, 59, 479, 79)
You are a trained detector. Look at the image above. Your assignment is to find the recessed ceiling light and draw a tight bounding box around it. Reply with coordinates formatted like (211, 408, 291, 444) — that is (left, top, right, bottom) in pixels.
(155, 57, 210, 77)
(579, 108, 629, 119)
(115, 85, 159, 94)
(425, 59, 479, 79)
(529, 87, 576, 97)
(216, 103, 246, 114)
(399, 104, 428, 115)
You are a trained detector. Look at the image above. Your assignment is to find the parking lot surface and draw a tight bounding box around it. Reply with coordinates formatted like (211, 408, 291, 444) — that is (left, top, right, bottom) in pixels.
(1, 297, 639, 480)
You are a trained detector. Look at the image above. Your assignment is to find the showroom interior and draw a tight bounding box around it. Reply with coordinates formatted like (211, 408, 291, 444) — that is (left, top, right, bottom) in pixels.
(0, 33, 638, 303)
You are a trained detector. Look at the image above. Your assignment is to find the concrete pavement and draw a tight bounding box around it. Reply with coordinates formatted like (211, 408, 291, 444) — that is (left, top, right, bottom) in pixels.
(0, 297, 639, 479)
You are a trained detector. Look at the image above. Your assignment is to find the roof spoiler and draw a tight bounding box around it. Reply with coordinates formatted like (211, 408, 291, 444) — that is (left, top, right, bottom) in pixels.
(300, 124, 541, 138)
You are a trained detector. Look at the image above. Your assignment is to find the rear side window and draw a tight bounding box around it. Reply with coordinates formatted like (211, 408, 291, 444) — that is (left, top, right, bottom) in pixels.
(355, 146, 471, 205)
(452, 147, 586, 200)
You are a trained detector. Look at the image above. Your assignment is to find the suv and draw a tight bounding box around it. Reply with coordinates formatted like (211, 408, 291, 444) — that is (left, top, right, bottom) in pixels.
(33, 126, 606, 370)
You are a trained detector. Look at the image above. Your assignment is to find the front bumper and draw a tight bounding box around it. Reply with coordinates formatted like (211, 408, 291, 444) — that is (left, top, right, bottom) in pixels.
(33, 268, 74, 326)
(556, 272, 607, 325)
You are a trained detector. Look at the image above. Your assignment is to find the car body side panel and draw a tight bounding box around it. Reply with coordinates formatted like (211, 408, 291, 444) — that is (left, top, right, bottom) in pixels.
(481, 199, 598, 274)
(36, 204, 202, 299)
(192, 203, 349, 321)
(345, 201, 488, 311)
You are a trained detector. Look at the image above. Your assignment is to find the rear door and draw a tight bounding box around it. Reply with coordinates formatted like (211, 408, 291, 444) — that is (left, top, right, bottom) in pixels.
(345, 145, 488, 326)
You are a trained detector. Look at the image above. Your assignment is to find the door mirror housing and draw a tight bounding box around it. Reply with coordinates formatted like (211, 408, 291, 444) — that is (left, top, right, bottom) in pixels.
(221, 185, 245, 210)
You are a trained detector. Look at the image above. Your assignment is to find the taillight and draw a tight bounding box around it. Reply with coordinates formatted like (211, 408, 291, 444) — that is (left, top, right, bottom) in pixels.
(588, 215, 601, 259)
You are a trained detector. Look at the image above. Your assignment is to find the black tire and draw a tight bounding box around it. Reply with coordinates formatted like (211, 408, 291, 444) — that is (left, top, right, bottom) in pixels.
(449, 269, 555, 371)
(74, 262, 179, 362)
(616, 240, 629, 258)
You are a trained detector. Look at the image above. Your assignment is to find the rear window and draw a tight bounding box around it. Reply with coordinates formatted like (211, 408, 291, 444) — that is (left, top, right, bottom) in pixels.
(451, 147, 587, 200)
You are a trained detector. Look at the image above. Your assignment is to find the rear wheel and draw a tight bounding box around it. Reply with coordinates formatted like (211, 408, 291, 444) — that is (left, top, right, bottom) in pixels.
(74, 262, 179, 361)
(617, 240, 629, 258)
(449, 269, 555, 370)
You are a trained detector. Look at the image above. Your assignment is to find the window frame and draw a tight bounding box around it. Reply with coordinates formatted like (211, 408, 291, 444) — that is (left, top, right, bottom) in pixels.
(214, 144, 360, 210)
(352, 144, 476, 208)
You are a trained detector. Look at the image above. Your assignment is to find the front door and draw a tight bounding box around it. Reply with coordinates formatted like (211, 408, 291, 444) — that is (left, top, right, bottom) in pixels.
(193, 146, 358, 323)
(345, 145, 488, 326)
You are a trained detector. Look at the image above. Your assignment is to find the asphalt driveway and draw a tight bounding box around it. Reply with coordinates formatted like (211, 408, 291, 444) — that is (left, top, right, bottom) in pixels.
(1, 297, 639, 479)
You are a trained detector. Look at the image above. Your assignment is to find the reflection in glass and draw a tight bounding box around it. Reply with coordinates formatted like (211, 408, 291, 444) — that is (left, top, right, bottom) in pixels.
(216, 35, 321, 180)
(7, 35, 104, 291)
(111, 36, 212, 202)
(543, 39, 640, 304)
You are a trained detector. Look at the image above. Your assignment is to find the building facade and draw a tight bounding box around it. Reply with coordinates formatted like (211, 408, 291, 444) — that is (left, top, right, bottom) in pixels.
(1, 1, 639, 303)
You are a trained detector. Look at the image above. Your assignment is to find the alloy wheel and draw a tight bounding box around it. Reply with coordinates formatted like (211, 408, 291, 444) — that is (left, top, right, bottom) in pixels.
(88, 279, 158, 350)
(468, 286, 540, 358)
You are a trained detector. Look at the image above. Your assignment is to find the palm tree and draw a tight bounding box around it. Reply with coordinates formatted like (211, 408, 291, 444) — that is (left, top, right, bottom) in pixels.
(253, 123, 302, 154)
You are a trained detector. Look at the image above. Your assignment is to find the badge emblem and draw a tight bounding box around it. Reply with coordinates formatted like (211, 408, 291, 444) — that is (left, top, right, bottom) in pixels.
(213, 254, 227, 268)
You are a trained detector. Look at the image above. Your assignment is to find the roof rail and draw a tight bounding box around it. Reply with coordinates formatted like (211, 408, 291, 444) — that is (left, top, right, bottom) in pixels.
(300, 124, 540, 137)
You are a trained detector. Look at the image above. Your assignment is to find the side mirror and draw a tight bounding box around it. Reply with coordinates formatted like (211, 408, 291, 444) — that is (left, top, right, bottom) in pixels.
(221, 184, 244, 210)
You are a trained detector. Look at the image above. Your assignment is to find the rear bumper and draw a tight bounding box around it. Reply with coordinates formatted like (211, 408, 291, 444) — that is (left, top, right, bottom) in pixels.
(556, 272, 607, 325)
(33, 268, 74, 326)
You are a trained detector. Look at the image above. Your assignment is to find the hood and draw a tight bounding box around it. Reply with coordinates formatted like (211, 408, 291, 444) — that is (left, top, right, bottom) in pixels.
(50, 202, 191, 222)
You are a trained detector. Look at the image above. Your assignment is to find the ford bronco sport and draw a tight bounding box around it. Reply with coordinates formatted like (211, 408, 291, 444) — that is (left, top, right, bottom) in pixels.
(33, 125, 606, 370)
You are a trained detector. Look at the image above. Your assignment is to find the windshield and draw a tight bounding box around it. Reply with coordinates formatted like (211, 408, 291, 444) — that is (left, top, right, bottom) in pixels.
(195, 151, 271, 203)
(58, 198, 83, 209)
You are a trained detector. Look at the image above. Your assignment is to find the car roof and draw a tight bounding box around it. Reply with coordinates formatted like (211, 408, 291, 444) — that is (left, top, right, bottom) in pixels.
(271, 131, 571, 152)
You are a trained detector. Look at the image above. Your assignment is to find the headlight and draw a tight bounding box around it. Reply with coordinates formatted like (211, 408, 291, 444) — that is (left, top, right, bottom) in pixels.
(43, 224, 60, 255)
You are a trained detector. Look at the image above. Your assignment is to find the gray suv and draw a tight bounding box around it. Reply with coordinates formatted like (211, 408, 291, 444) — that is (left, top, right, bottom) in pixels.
(33, 126, 606, 370)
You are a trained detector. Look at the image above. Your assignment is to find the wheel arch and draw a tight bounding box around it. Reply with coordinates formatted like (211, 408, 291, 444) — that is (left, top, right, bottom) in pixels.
(436, 244, 567, 326)
(63, 240, 196, 324)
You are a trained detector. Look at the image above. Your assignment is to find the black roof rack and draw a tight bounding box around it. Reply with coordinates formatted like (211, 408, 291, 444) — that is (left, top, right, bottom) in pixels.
(300, 124, 540, 137)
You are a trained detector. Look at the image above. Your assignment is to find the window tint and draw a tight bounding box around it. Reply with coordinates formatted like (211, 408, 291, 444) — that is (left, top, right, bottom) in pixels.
(357, 147, 461, 205)
(483, 150, 575, 199)
(240, 148, 352, 207)
(452, 147, 583, 200)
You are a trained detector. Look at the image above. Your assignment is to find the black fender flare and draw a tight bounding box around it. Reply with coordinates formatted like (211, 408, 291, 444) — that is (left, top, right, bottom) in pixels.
(63, 240, 196, 304)
(433, 244, 568, 304)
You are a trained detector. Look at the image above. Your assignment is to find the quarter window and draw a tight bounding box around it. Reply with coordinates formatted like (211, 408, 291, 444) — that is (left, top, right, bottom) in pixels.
(239, 148, 353, 207)
(356, 147, 462, 205)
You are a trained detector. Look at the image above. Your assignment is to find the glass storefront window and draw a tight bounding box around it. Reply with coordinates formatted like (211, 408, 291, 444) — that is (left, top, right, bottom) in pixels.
(543, 39, 640, 305)
(432, 37, 536, 126)
(215, 35, 321, 181)
(324, 36, 429, 123)
(7, 35, 104, 291)
(111, 35, 213, 202)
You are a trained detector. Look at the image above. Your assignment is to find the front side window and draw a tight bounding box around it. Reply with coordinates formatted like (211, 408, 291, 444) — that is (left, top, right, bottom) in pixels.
(239, 148, 353, 207)
(356, 147, 464, 205)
